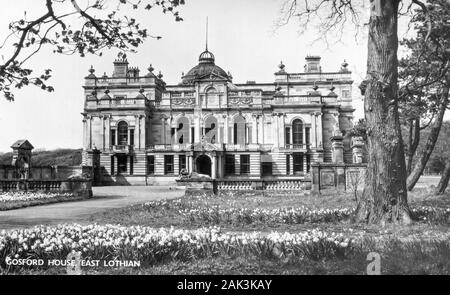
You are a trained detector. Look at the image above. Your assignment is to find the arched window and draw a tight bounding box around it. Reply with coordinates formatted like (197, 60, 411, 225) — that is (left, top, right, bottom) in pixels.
(176, 117, 190, 144)
(204, 116, 218, 143)
(118, 121, 128, 145)
(292, 119, 303, 146)
(206, 87, 219, 106)
(234, 115, 246, 145)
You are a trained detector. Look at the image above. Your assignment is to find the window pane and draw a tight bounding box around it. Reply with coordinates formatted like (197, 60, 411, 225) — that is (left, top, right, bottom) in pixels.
(225, 155, 235, 175)
(179, 155, 186, 173)
(293, 120, 303, 145)
(147, 156, 155, 175)
(164, 155, 174, 174)
(293, 153, 303, 173)
(240, 155, 250, 174)
(118, 121, 128, 145)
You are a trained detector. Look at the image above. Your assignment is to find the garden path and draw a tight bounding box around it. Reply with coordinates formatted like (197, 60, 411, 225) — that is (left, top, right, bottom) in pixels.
(0, 186, 184, 230)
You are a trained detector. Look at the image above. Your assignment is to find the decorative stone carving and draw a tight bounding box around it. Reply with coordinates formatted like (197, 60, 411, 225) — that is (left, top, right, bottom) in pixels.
(172, 97, 195, 106)
(228, 97, 253, 105)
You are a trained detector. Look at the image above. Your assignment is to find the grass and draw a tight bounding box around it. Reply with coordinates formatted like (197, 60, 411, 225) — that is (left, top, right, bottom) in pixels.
(89, 190, 450, 236)
(0, 149, 82, 166)
(0, 194, 88, 211)
(3, 185, 449, 275)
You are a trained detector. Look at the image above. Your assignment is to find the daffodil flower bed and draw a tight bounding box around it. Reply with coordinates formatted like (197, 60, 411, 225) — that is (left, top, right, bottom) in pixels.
(141, 199, 450, 226)
(410, 206, 450, 224)
(0, 224, 355, 272)
(0, 192, 81, 211)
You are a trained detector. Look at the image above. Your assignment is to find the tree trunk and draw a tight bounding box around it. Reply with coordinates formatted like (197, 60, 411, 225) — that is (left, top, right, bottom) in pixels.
(407, 85, 449, 191)
(436, 161, 450, 195)
(406, 118, 420, 175)
(354, 0, 412, 224)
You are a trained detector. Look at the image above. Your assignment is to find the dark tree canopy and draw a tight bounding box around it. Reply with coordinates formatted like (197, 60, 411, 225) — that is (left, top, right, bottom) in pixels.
(0, 0, 185, 101)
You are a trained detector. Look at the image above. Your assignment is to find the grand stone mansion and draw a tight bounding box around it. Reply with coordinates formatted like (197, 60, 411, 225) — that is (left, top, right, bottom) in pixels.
(81, 47, 360, 186)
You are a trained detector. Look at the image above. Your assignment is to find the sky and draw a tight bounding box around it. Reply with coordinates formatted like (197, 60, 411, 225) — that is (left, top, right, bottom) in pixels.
(0, 0, 426, 152)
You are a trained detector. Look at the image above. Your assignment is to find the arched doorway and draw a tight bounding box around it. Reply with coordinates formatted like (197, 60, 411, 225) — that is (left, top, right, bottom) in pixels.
(196, 155, 212, 176)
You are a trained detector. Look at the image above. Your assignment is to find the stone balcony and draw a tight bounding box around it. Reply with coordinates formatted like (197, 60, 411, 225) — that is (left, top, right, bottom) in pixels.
(281, 144, 311, 151)
(111, 145, 133, 154)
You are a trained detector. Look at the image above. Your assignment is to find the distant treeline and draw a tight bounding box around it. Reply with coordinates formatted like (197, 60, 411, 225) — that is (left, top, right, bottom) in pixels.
(0, 149, 82, 166)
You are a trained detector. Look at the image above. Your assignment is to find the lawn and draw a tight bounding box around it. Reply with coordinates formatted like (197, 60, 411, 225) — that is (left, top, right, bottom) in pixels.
(0, 192, 88, 211)
(1, 187, 449, 275)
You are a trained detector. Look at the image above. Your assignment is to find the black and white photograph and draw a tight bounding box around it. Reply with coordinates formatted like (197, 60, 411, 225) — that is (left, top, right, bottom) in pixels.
(0, 0, 449, 280)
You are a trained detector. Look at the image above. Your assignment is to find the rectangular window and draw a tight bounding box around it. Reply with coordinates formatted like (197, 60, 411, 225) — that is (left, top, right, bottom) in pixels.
(306, 154, 311, 173)
(164, 155, 174, 175)
(191, 127, 195, 143)
(286, 155, 290, 175)
(240, 155, 250, 174)
(130, 129, 134, 146)
(147, 156, 155, 175)
(293, 153, 304, 174)
(111, 130, 116, 146)
(225, 155, 235, 175)
(129, 156, 134, 175)
(342, 90, 350, 98)
(111, 156, 115, 175)
(179, 155, 186, 173)
(285, 127, 291, 145)
(117, 155, 127, 174)
(261, 162, 273, 176)
(233, 123, 238, 144)
(305, 127, 310, 146)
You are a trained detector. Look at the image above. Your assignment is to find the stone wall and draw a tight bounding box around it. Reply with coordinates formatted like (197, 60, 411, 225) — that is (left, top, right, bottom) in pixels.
(311, 162, 367, 193)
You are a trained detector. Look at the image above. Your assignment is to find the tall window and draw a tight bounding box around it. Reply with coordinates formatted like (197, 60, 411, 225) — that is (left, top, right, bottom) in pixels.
(234, 115, 246, 145)
(306, 154, 311, 173)
(129, 156, 134, 175)
(293, 153, 303, 174)
(177, 117, 190, 144)
(225, 155, 235, 175)
(117, 155, 127, 174)
(240, 155, 250, 174)
(164, 155, 174, 175)
(130, 129, 134, 146)
(305, 127, 310, 147)
(286, 155, 290, 175)
(205, 116, 218, 143)
(118, 121, 128, 145)
(147, 156, 155, 175)
(292, 119, 303, 146)
(285, 127, 291, 145)
(111, 129, 116, 146)
(262, 162, 273, 176)
(179, 155, 186, 173)
(111, 156, 115, 175)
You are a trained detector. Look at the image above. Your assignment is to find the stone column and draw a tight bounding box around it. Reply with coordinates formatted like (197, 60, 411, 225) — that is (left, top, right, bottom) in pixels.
(280, 113, 286, 147)
(189, 124, 193, 144)
(252, 114, 258, 144)
(316, 112, 323, 148)
(212, 155, 217, 179)
(223, 115, 228, 144)
(274, 113, 280, 148)
(88, 115, 93, 150)
(310, 112, 316, 149)
(259, 115, 265, 145)
(82, 118, 88, 149)
(351, 137, 364, 163)
(105, 115, 110, 150)
(161, 116, 166, 144)
(331, 134, 344, 163)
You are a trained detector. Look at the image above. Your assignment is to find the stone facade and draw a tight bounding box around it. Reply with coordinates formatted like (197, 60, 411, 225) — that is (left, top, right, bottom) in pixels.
(82, 49, 359, 185)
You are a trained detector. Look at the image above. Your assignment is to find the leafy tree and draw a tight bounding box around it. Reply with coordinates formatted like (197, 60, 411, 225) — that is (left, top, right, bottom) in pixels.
(398, 0, 450, 191)
(277, 0, 438, 224)
(0, 0, 185, 101)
